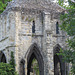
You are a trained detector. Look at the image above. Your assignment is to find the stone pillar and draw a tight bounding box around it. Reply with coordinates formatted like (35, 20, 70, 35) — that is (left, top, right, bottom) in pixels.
(15, 11, 21, 73)
(42, 11, 54, 75)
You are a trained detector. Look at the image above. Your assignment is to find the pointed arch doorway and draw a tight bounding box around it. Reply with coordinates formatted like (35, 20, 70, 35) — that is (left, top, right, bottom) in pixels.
(54, 45, 65, 75)
(27, 44, 44, 75)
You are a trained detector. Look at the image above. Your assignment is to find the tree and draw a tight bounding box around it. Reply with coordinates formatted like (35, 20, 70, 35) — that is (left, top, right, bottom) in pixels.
(58, 0, 75, 74)
(0, 0, 12, 14)
(9, 52, 15, 69)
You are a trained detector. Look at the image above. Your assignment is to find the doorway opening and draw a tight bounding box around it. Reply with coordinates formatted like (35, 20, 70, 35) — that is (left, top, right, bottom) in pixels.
(54, 45, 65, 75)
(27, 53, 39, 75)
(27, 44, 44, 75)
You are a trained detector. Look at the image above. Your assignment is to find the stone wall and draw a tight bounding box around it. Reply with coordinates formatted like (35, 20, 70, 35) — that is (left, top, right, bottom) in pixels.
(0, 11, 16, 63)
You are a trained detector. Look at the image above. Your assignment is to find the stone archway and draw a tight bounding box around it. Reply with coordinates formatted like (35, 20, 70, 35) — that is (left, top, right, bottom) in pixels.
(0, 51, 6, 63)
(54, 44, 65, 75)
(27, 43, 44, 75)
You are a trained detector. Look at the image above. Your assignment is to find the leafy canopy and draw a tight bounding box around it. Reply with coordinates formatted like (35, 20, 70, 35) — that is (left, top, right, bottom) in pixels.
(58, 0, 75, 74)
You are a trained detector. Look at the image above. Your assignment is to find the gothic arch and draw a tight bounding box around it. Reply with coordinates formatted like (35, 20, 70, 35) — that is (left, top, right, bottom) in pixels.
(53, 44, 65, 75)
(53, 44, 61, 55)
(0, 51, 6, 63)
(26, 43, 44, 75)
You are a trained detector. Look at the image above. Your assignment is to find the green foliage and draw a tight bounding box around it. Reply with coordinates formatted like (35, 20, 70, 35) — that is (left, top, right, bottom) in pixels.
(0, 51, 18, 75)
(58, 0, 75, 74)
(60, 9, 75, 36)
(9, 52, 17, 75)
(0, 63, 15, 75)
(58, 0, 64, 6)
(31, 58, 39, 75)
(0, 1, 6, 13)
(68, 0, 75, 7)
(0, 0, 12, 14)
(9, 51, 15, 69)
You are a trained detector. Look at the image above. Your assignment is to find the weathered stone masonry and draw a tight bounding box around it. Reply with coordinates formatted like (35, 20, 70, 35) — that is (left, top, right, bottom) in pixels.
(0, 0, 69, 75)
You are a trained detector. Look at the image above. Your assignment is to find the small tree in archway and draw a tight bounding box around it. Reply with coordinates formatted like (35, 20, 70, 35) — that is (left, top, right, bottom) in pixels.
(31, 58, 39, 75)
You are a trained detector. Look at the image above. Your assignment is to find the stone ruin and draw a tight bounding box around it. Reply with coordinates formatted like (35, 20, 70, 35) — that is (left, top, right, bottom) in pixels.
(0, 0, 69, 75)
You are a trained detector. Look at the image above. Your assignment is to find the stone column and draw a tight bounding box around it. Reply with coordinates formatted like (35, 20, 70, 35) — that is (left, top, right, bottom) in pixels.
(42, 11, 54, 75)
(15, 11, 21, 73)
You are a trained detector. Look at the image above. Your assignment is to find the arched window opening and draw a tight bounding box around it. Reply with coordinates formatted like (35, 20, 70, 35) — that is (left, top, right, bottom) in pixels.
(27, 53, 39, 75)
(56, 22, 59, 34)
(1, 54, 6, 63)
(32, 21, 35, 33)
(27, 44, 44, 75)
(54, 55, 61, 75)
(20, 59, 25, 75)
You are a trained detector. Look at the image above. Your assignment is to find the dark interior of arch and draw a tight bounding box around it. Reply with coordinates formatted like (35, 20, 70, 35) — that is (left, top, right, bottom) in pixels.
(54, 47, 65, 75)
(56, 22, 59, 34)
(27, 53, 39, 75)
(0, 52, 6, 63)
(54, 55, 62, 75)
(27, 46, 44, 75)
(32, 21, 35, 33)
(20, 59, 25, 75)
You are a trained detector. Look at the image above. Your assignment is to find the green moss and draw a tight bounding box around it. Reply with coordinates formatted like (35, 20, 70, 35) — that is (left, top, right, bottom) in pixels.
(25, 17, 34, 22)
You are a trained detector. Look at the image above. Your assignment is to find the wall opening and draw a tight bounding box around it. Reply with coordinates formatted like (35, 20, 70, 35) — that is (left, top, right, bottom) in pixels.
(54, 45, 65, 75)
(27, 44, 44, 75)
(32, 21, 35, 33)
(27, 53, 39, 75)
(56, 22, 59, 34)
(0, 51, 6, 63)
(20, 59, 25, 75)
(54, 55, 62, 75)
